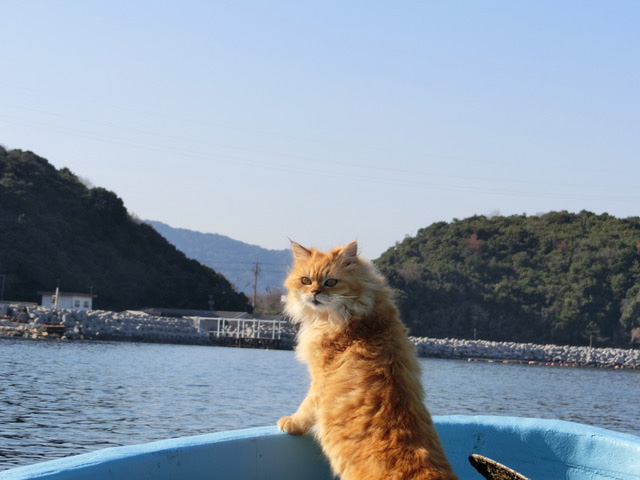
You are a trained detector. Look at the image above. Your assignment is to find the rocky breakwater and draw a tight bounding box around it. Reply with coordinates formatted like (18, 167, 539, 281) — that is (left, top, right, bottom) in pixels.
(0, 321, 37, 338)
(411, 337, 640, 369)
(28, 307, 209, 344)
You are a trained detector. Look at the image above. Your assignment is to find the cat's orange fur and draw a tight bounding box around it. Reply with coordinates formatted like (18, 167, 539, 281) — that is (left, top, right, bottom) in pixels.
(278, 241, 457, 480)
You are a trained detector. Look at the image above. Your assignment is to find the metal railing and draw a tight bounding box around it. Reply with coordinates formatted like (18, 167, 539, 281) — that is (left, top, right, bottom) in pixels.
(200, 317, 288, 341)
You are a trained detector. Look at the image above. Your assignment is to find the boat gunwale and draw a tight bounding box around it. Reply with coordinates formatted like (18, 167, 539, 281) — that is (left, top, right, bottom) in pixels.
(1, 415, 639, 479)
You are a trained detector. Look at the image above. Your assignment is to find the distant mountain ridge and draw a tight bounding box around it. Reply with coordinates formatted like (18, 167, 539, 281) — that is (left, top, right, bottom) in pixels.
(146, 221, 291, 295)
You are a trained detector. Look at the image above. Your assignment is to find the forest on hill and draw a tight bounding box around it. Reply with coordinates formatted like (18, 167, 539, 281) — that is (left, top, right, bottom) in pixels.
(0, 147, 250, 312)
(375, 211, 640, 348)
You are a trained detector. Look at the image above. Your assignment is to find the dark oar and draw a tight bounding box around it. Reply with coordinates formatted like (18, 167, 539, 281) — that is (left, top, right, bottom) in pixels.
(468, 454, 532, 480)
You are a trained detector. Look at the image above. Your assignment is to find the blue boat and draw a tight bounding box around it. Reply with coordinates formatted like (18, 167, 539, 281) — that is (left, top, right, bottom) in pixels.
(1, 416, 638, 479)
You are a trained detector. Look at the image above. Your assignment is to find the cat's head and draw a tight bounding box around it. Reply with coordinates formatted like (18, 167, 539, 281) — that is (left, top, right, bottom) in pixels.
(284, 241, 379, 324)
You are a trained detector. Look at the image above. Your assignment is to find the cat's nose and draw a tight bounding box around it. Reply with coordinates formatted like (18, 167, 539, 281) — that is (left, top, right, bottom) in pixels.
(311, 289, 321, 295)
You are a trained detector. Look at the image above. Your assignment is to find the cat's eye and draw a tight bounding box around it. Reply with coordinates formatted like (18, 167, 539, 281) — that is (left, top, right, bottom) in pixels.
(301, 277, 312, 285)
(324, 279, 338, 287)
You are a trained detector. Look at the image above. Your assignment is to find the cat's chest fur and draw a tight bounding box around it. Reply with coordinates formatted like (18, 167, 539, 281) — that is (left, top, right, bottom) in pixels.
(295, 315, 392, 389)
(296, 318, 356, 371)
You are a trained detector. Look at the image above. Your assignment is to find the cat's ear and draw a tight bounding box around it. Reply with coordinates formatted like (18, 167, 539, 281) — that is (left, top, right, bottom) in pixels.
(290, 241, 312, 261)
(340, 241, 358, 265)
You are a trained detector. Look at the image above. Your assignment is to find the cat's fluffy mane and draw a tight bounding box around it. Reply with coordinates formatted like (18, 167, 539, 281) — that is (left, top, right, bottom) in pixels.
(279, 241, 457, 480)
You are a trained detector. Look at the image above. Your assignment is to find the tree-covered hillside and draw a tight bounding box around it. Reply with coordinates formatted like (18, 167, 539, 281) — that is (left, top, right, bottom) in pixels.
(375, 212, 640, 347)
(0, 147, 250, 312)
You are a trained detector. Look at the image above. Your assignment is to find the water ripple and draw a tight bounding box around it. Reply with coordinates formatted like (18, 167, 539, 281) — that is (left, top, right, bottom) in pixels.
(0, 338, 638, 471)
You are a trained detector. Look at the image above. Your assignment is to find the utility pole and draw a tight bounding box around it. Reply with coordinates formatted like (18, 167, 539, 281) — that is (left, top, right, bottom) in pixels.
(252, 261, 260, 308)
(54, 279, 60, 309)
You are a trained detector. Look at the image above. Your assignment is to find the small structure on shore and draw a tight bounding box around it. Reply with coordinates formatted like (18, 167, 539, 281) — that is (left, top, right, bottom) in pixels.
(39, 291, 97, 311)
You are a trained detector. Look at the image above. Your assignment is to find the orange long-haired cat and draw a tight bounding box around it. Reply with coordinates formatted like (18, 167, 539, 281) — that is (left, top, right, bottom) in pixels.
(278, 241, 457, 480)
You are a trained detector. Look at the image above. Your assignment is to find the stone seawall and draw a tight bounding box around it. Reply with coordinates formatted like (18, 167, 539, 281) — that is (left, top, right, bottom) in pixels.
(2, 308, 638, 368)
(412, 336, 640, 369)
(33, 307, 211, 344)
(13, 307, 297, 347)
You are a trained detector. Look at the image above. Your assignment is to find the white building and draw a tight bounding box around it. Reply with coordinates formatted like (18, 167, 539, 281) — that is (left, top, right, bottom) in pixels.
(39, 291, 97, 311)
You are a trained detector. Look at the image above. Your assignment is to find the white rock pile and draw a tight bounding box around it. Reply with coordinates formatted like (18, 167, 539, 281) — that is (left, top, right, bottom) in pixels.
(411, 337, 640, 368)
(29, 307, 208, 344)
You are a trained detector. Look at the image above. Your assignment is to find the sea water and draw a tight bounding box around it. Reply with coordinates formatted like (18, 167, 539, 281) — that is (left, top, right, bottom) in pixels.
(1, 338, 638, 470)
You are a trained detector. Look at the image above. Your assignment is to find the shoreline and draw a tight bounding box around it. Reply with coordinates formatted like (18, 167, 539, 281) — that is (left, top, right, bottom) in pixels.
(411, 336, 640, 369)
(1, 307, 638, 369)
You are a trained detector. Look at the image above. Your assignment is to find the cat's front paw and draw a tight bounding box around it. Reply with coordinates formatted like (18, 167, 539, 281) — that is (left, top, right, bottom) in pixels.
(277, 415, 309, 435)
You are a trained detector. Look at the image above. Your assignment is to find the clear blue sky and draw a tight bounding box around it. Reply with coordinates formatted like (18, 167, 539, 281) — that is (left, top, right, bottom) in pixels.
(2, 1, 639, 259)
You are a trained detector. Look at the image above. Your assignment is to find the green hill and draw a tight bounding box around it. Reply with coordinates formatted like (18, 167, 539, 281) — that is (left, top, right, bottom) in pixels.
(375, 211, 640, 347)
(0, 147, 250, 312)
